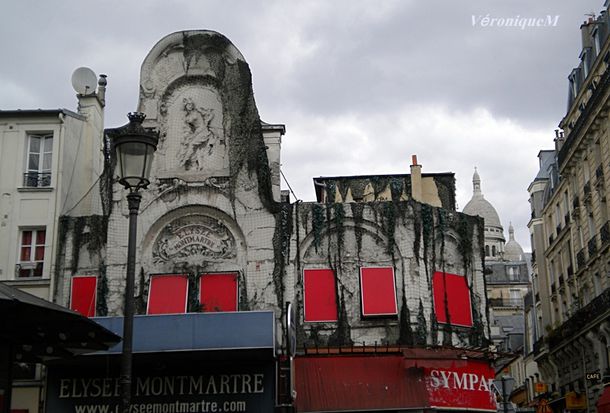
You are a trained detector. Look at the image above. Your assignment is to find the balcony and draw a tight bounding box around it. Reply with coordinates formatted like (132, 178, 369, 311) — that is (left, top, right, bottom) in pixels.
(488, 298, 523, 308)
(588, 236, 598, 256)
(601, 221, 610, 245)
(577, 249, 586, 269)
(533, 337, 545, 356)
(573, 196, 580, 209)
(584, 182, 592, 204)
(23, 172, 51, 187)
(547, 287, 610, 349)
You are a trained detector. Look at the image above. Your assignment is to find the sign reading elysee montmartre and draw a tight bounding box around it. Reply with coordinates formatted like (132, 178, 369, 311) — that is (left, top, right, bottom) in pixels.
(45, 363, 275, 413)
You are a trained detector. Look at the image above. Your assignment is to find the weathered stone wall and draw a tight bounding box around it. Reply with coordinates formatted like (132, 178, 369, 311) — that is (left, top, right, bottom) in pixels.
(55, 30, 489, 352)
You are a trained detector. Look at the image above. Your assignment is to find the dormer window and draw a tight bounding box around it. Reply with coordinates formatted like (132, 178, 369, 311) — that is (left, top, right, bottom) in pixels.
(580, 48, 592, 78)
(593, 28, 601, 56)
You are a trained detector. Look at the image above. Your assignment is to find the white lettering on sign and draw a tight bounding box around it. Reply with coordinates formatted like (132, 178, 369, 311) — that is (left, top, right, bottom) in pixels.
(59, 374, 265, 399)
(429, 369, 492, 392)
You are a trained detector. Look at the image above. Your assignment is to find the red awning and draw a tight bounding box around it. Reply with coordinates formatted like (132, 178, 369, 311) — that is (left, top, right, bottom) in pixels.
(295, 352, 497, 412)
(598, 386, 610, 413)
(295, 354, 429, 412)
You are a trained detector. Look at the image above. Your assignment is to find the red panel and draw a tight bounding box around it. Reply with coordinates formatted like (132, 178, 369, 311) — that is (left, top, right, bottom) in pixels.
(70, 276, 97, 317)
(360, 267, 398, 316)
(304, 269, 337, 322)
(199, 273, 238, 312)
(598, 386, 610, 413)
(147, 274, 189, 315)
(432, 271, 473, 327)
(295, 355, 429, 412)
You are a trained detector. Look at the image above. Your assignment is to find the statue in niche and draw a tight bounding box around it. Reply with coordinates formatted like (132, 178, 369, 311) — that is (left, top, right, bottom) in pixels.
(177, 97, 223, 170)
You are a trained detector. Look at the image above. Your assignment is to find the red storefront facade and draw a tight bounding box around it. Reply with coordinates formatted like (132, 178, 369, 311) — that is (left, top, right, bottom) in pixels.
(295, 348, 497, 413)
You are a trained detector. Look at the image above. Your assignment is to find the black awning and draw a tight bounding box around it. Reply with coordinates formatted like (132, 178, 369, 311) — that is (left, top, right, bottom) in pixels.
(0, 282, 120, 362)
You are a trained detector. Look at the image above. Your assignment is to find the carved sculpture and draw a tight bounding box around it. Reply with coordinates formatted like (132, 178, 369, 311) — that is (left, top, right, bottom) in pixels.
(176, 97, 223, 170)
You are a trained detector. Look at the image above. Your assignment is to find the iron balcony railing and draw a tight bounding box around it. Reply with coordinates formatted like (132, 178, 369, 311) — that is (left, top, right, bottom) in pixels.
(577, 249, 586, 269)
(23, 172, 51, 187)
(588, 235, 598, 256)
(488, 298, 523, 308)
(601, 221, 610, 245)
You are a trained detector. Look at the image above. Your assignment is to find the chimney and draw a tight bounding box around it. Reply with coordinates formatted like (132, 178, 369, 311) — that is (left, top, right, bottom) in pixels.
(410, 155, 423, 202)
(97, 74, 107, 107)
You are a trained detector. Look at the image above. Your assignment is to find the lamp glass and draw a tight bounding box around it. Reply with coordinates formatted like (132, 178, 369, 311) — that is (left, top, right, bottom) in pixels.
(116, 141, 155, 189)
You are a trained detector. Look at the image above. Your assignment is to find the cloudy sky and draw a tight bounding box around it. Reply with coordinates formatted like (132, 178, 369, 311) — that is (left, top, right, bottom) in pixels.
(1, 0, 606, 249)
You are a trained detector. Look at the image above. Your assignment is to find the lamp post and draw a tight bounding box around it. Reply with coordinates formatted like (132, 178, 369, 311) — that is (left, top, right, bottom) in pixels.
(107, 112, 158, 413)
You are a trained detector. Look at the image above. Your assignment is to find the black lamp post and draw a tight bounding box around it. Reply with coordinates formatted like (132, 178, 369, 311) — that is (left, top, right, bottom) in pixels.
(107, 112, 158, 413)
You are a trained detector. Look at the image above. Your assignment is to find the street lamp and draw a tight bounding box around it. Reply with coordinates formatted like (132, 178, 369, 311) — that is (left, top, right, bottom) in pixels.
(107, 112, 158, 413)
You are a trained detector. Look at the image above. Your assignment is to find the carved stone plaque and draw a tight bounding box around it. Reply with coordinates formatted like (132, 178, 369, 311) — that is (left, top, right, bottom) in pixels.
(152, 215, 236, 264)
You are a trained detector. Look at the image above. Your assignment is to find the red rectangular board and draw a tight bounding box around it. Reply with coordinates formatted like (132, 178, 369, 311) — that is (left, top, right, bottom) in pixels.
(432, 271, 473, 327)
(199, 273, 238, 312)
(304, 269, 338, 322)
(70, 276, 97, 317)
(360, 267, 398, 316)
(147, 274, 189, 315)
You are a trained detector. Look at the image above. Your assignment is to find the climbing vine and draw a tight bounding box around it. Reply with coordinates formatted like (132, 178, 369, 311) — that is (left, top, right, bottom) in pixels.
(415, 299, 427, 345)
(398, 296, 414, 345)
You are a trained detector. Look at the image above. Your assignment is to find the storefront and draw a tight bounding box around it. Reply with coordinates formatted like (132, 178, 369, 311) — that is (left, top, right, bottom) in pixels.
(294, 348, 497, 412)
(45, 312, 277, 413)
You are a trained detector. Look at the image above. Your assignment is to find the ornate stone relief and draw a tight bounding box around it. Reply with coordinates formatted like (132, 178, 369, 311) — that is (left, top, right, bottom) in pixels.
(152, 215, 236, 264)
(154, 85, 229, 175)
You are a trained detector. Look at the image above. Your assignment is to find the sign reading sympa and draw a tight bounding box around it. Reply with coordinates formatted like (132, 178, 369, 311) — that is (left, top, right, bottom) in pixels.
(422, 360, 497, 411)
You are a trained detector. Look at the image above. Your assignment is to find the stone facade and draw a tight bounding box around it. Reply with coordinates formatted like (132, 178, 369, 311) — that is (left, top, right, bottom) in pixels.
(52, 31, 490, 355)
(529, 5, 610, 413)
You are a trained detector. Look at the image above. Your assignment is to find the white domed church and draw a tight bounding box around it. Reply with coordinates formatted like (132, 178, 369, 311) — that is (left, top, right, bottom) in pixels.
(463, 168, 530, 353)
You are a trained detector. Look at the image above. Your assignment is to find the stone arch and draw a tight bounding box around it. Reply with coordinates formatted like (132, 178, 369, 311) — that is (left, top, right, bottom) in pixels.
(140, 204, 247, 275)
(138, 30, 245, 123)
(299, 217, 402, 264)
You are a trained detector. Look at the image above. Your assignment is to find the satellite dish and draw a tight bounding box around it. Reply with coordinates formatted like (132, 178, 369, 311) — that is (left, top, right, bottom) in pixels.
(71, 67, 97, 95)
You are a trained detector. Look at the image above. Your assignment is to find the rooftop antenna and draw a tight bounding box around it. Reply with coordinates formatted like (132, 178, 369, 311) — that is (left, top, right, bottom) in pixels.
(71, 67, 97, 96)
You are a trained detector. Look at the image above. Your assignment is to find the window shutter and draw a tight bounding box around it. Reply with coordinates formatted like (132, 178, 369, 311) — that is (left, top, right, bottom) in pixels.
(360, 267, 398, 316)
(70, 276, 97, 317)
(199, 273, 238, 312)
(304, 269, 338, 322)
(147, 274, 189, 314)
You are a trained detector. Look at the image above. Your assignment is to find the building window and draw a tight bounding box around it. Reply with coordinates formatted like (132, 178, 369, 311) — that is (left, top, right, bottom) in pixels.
(593, 29, 601, 56)
(24, 133, 53, 187)
(432, 271, 473, 327)
(70, 275, 97, 317)
(147, 274, 189, 314)
(18, 229, 46, 277)
(199, 273, 238, 312)
(304, 269, 338, 322)
(359, 267, 398, 317)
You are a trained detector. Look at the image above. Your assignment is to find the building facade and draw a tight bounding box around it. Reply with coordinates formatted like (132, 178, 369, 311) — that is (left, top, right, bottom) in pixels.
(2, 31, 499, 413)
(529, 4, 610, 413)
(0, 85, 107, 412)
(462, 169, 537, 411)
